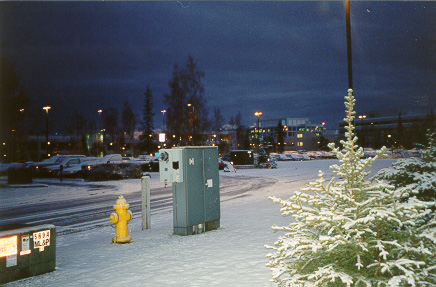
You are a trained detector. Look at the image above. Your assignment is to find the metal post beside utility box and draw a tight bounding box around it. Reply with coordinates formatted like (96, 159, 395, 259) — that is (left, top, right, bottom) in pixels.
(159, 146, 220, 236)
(0, 224, 56, 284)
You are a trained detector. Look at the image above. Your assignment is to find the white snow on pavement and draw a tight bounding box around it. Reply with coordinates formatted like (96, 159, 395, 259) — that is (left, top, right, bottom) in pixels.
(2, 159, 395, 287)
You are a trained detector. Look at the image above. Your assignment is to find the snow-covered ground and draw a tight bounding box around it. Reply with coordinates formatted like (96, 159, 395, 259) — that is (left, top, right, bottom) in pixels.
(3, 159, 395, 287)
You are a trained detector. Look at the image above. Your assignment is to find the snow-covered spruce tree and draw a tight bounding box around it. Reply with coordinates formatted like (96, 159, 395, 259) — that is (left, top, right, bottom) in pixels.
(256, 146, 277, 169)
(374, 132, 436, 202)
(266, 89, 436, 287)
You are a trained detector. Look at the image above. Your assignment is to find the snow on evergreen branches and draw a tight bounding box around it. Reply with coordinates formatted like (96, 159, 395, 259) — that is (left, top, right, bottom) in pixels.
(375, 131, 436, 202)
(266, 89, 436, 286)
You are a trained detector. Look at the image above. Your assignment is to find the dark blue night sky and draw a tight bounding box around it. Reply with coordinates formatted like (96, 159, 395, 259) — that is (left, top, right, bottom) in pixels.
(1, 1, 436, 132)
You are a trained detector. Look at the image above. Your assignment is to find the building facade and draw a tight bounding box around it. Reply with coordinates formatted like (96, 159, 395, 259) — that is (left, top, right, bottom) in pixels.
(250, 118, 329, 151)
(343, 113, 435, 149)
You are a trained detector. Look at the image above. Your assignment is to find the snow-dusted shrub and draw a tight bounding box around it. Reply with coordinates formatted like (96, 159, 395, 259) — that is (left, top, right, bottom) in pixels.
(86, 163, 142, 181)
(266, 89, 436, 286)
(375, 132, 436, 202)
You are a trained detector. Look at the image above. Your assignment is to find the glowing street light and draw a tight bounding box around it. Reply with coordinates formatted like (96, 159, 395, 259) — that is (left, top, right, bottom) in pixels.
(161, 109, 166, 131)
(98, 109, 103, 130)
(98, 109, 103, 157)
(19, 108, 25, 134)
(187, 104, 195, 145)
(358, 115, 366, 147)
(43, 106, 51, 158)
(254, 112, 262, 150)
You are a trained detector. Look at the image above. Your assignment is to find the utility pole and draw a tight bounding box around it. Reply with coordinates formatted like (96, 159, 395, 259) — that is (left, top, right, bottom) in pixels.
(43, 106, 51, 158)
(345, 0, 353, 90)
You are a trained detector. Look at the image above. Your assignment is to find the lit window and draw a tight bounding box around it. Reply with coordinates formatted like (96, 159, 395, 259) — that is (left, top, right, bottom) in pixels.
(297, 134, 303, 138)
(298, 142, 303, 146)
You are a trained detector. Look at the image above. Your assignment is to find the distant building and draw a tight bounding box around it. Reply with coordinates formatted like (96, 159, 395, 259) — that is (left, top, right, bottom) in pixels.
(250, 118, 335, 151)
(215, 124, 238, 150)
(341, 113, 435, 149)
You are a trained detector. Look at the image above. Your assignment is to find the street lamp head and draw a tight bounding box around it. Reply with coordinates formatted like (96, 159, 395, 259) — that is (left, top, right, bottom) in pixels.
(43, 106, 51, 114)
(161, 109, 166, 114)
(20, 108, 24, 113)
(187, 103, 192, 107)
(98, 109, 103, 115)
(254, 112, 262, 117)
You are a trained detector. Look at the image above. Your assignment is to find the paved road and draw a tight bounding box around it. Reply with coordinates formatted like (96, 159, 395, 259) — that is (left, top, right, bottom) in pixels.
(0, 175, 279, 236)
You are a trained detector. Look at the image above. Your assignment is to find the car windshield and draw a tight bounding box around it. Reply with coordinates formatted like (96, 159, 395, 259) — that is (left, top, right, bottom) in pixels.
(55, 157, 67, 163)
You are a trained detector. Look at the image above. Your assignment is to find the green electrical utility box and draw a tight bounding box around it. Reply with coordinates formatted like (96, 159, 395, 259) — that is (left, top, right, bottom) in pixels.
(159, 146, 220, 236)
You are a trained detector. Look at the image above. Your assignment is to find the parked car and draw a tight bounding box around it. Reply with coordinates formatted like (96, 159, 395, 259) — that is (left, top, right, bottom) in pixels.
(276, 154, 291, 161)
(123, 158, 150, 172)
(61, 157, 99, 178)
(32, 155, 86, 176)
(219, 158, 227, 170)
(43, 157, 96, 177)
(81, 154, 123, 172)
(31, 155, 67, 172)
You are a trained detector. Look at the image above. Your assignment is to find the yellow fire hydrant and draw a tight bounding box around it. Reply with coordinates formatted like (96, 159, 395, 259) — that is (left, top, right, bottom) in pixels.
(110, 195, 133, 243)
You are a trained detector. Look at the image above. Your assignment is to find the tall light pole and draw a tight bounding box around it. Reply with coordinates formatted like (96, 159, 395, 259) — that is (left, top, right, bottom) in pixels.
(345, 0, 353, 90)
(98, 109, 103, 132)
(358, 115, 366, 147)
(161, 110, 166, 131)
(43, 106, 51, 158)
(19, 109, 25, 135)
(98, 109, 103, 157)
(254, 112, 262, 151)
(187, 104, 195, 145)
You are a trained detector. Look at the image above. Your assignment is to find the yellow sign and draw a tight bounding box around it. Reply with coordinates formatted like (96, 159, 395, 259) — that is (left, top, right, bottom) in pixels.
(0, 235, 18, 258)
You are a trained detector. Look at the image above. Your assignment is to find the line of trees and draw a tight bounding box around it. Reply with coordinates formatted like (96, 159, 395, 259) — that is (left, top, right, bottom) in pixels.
(1, 55, 233, 162)
(163, 56, 209, 146)
(1, 56, 31, 162)
(3, 53, 436, 163)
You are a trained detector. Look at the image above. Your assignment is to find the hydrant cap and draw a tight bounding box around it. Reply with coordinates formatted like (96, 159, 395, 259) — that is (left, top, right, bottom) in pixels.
(114, 195, 129, 208)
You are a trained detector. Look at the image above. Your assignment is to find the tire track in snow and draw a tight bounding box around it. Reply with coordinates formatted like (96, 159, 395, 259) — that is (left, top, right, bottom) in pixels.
(0, 176, 265, 235)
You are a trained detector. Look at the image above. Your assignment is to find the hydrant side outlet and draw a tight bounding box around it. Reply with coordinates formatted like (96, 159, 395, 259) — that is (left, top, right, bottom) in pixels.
(110, 213, 118, 224)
